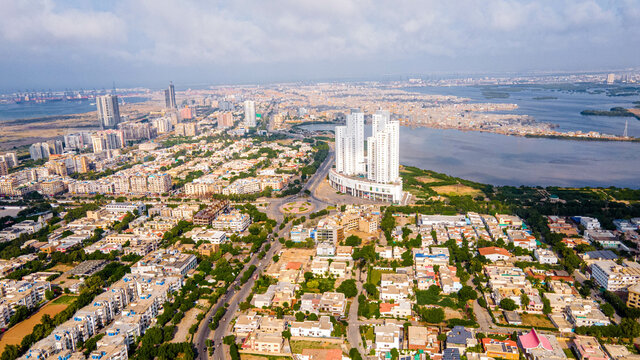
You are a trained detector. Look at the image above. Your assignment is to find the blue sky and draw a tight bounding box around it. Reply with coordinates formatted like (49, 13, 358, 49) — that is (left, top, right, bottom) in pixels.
(1, 0, 639, 90)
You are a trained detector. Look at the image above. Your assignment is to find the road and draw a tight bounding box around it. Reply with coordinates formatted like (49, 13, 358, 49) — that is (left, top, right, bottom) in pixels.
(346, 268, 366, 357)
(194, 145, 335, 360)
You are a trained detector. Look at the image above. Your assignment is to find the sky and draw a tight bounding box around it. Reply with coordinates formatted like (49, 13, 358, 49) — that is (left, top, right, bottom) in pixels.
(1, 0, 639, 90)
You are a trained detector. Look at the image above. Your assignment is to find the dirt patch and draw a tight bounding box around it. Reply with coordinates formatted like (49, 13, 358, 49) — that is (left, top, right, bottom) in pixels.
(444, 308, 463, 320)
(432, 184, 483, 197)
(172, 307, 203, 343)
(0, 303, 69, 353)
(416, 176, 438, 183)
(50, 264, 74, 272)
(290, 340, 341, 353)
(521, 313, 554, 328)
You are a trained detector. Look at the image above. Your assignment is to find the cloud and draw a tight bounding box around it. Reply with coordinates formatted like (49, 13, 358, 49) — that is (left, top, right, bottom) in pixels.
(0, 0, 126, 47)
(0, 0, 639, 87)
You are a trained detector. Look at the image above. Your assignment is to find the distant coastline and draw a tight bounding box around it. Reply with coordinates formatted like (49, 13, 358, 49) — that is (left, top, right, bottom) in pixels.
(580, 107, 640, 120)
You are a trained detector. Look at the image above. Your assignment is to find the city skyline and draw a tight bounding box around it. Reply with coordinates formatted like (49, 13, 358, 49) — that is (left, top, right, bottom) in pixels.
(1, 1, 639, 90)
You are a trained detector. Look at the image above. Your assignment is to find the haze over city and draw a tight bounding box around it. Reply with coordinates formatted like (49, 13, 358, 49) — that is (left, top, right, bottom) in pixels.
(1, 0, 640, 89)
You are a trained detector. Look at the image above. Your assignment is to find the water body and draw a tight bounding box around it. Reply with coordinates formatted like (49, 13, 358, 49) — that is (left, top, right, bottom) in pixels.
(406, 85, 640, 137)
(300, 123, 640, 188)
(0, 96, 149, 122)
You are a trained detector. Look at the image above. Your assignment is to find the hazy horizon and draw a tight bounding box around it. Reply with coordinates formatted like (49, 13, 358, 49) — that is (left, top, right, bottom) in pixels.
(1, 0, 639, 91)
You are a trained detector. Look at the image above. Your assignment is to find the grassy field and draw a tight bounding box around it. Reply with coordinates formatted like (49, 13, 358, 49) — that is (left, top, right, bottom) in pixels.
(290, 340, 341, 354)
(432, 184, 483, 197)
(0, 303, 69, 353)
(52, 295, 77, 304)
(521, 313, 555, 328)
(367, 269, 393, 286)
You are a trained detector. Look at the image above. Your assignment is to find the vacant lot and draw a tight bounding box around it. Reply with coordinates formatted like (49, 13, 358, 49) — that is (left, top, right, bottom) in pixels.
(444, 308, 463, 320)
(0, 303, 69, 353)
(241, 355, 291, 360)
(172, 307, 202, 343)
(521, 313, 554, 328)
(52, 295, 77, 304)
(50, 264, 74, 272)
(432, 184, 483, 197)
(290, 340, 341, 354)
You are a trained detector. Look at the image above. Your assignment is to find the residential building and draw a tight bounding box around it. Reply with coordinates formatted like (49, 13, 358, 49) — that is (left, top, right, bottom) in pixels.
(478, 247, 512, 262)
(164, 82, 177, 109)
(407, 326, 440, 354)
(290, 316, 333, 338)
(534, 249, 559, 264)
(571, 336, 608, 360)
(446, 326, 476, 353)
(518, 328, 567, 360)
(374, 323, 402, 354)
(482, 338, 519, 360)
(591, 260, 640, 291)
(97, 95, 121, 129)
(244, 100, 256, 127)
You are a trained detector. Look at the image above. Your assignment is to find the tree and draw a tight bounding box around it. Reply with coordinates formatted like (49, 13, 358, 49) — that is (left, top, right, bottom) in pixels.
(458, 286, 477, 302)
(500, 298, 517, 311)
(223, 335, 236, 345)
(45, 289, 55, 300)
(520, 293, 530, 310)
(420, 307, 445, 324)
(601, 303, 615, 318)
(282, 330, 292, 340)
(336, 279, 358, 298)
(390, 348, 399, 360)
(345, 235, 362, 247)
(295, 312, 306, 322)
(349, 348, 363, 360)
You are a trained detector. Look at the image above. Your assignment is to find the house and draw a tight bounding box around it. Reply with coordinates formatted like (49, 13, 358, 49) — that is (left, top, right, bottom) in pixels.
(534, 249, 558, 264)
(328, 261, 349, 278)
(379, 300, 412, 319)
(310, 259, 330, 276)
(507, 230, 537, 250)
(242, 331, 284, 354)
(565, 302, 611, 327)
(439, 266, 462, 294)
(233, 312, 261, 337)
(580, 217, 601, 230)
(374, 323, 402, 354)
(481, 338, 519, 360)
(503, 311, 522, 325)
(443, 348, 461, 360)
(407, 326, 440, 354)
(571, 336, 608, 360)
(446, 326, 476, 353)
(518, 328, 567, 360)
(478, 247, 512, 262)
(603, 344, 640, 360)
(290, 316, 333, 338)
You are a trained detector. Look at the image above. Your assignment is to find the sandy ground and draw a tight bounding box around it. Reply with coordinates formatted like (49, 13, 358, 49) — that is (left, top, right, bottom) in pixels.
(415, 176, 438, 183)
(50, 264, 74, 272)
(443, 308, 463, 320)
(0, 303, 68, 352)
(172, 307, 203, 343)
(432, 184, 483, 197)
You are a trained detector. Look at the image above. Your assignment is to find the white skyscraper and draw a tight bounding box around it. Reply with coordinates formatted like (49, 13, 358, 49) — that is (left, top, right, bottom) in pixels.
(335, 110, 365, 176)
(367, 110, 399, 184)
(244, 100, 256, 127)
(96, 94, 121, 129)
(331, 109, 403, 203)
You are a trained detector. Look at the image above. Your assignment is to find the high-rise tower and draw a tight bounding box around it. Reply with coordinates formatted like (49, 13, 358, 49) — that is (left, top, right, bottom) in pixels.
(96, 94, 121, 129)
(244, 100, 256, 127)
(164, 81, 177, 109)
(335, 110, 365, 176)
(367, 110, 399, 184)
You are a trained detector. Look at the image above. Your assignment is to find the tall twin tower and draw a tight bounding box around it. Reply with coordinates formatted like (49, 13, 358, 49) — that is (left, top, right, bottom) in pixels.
(335, 110, 400, 184)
